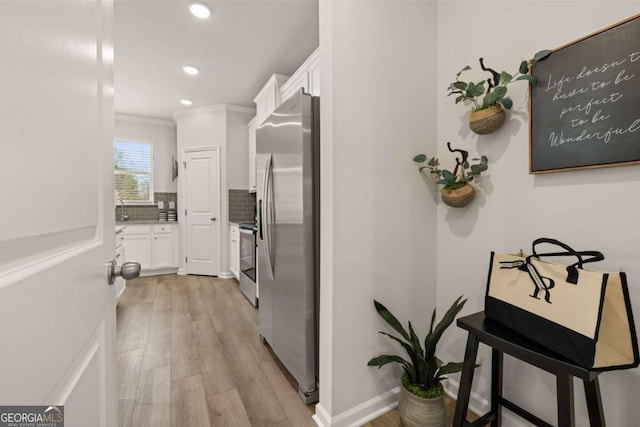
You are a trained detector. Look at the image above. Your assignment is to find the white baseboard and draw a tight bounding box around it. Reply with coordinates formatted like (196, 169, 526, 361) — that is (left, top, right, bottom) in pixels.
(175, 269, 234, 279)
(313, 378, 542, 427)
(312, 387, 400, 427)
(139, 267, 178, 277)
(444, 378, 534, 427)
(444, 378, 489, 419)
(116, 284, 126, 299)
(312, 404, 331, 427)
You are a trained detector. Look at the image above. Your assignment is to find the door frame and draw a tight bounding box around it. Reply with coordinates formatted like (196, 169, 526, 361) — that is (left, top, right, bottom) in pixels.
(179, 146, 224, 276)
(0, 0, 116, 423)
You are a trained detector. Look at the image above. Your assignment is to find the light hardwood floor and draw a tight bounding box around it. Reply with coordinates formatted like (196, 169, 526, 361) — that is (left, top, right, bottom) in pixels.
(116, 274, 316, 427)
(117, 274, 481, 427)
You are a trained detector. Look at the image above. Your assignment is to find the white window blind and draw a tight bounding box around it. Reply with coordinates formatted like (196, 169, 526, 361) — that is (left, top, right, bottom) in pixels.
(114, 140, 153, 203)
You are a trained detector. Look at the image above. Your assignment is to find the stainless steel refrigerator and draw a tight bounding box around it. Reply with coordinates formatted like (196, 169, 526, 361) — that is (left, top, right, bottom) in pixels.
(256, 89, 319, 404)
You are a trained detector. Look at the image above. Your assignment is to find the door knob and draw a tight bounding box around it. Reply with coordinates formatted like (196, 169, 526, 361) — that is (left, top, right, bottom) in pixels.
(211, 217, 217, 221)
(106, 259, 141, 285)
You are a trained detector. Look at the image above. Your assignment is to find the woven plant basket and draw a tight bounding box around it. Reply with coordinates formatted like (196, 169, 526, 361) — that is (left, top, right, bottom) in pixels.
(469, 104, 505, 135)
(441, 184, 475, 208)
(398, 386, 446, 427)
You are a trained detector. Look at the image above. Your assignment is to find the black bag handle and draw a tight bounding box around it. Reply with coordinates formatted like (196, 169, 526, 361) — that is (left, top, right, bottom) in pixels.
(530, 238, 605, 284)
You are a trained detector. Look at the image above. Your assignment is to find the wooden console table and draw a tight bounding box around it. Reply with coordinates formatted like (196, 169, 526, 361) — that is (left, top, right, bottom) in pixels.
(452, 312, 605, 427)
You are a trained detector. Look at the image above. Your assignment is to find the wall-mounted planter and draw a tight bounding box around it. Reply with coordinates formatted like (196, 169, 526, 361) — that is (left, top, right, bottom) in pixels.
(414, 143, 488, 209)
(441, 183, 475, 208)
(469, 104, 505, 135)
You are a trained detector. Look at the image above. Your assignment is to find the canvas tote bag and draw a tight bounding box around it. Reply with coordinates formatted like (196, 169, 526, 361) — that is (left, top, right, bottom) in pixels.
(486, 238, 639, 370)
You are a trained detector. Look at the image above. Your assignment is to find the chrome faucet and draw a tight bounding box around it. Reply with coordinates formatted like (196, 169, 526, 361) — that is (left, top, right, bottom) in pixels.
(117, 199, 129, 222)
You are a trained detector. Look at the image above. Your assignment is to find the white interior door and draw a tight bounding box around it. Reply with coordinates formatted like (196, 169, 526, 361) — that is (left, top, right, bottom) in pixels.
(0, 1, 116, 426)
(184, 148, 221, 276)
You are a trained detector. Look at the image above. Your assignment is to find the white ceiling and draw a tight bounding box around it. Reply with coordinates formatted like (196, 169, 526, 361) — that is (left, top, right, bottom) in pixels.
(114, 0, 319, 120)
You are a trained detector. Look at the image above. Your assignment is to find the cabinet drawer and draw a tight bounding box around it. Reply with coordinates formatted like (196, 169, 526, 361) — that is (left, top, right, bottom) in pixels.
(123, 224, 151, 235)
(153, 224, 172, 234)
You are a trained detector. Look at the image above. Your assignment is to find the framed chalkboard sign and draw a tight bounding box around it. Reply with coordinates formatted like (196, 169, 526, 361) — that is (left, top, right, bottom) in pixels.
(529, 14, 640, 173)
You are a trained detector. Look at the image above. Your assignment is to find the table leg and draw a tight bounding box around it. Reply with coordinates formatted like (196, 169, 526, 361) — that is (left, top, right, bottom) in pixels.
(453, 332, 480, 427)
(491, 349, 503, 427)
(584, 377, 605, 427)
(556, 373, 575, 427)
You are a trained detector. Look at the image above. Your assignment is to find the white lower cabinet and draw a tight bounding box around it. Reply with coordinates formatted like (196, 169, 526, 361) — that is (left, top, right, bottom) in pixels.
(123, 231, 152, 270)
(123, 223, 178, 275)
(230, 224, 240, 280)
(152, 232, 173, 269)
(115, 231, 126, 299)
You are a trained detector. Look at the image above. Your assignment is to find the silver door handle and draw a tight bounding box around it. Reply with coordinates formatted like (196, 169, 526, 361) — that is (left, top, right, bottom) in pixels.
(106, 259, 141, 285)
(211, 217, 217, 221)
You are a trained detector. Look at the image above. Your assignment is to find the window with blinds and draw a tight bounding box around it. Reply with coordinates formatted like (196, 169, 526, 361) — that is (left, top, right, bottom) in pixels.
(114, 140, 153, 203)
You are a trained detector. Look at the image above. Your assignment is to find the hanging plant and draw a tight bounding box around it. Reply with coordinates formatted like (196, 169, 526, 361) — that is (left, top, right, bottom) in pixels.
(413, 143, 489, 208)
(447, 50, 551, 134)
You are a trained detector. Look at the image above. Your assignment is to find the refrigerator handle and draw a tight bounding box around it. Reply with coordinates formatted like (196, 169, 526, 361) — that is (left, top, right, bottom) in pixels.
(258, 200, 263, 241)
(262, 153, 275, 280)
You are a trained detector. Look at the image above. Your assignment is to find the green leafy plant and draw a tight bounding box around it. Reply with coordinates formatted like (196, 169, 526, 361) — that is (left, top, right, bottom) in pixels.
(447, 50, 551, 112)
(413, 143, 488, 191)
(367, 296, 467, 398)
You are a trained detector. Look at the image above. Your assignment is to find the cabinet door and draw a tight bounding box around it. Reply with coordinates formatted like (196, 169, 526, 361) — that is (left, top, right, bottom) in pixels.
(230, 225, 240, 279)
(152, 233, 173, 269)
(115, 244, 126, 298)
(123, 234, 151, 270)
(309, 61, 321, 96)
(248, 117, 257, 192)
(281, 72, 309, 103)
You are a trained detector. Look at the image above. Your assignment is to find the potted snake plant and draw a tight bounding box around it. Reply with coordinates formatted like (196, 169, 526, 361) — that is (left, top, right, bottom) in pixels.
(368, 296, 467, 427)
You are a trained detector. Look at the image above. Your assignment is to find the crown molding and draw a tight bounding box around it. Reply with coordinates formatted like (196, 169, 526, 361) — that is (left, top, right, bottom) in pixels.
(172, 103, 255, 120)
(114, 113, 175, 127)
(253, 74, 290, 103)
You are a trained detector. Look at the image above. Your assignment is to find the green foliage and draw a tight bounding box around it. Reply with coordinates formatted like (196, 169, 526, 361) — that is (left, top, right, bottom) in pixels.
(114, 142, 152, 201)
(414, 153, 489, 191)
(367, 297, 467, 397)
(402, 373, 444, 398)
(447, 50, 551, 111)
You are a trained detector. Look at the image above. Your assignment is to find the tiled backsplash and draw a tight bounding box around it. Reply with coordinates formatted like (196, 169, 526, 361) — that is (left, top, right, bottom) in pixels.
(115, 192, 178, 222)
(116, 191, 257, 223)
(229, 189, 256, 223)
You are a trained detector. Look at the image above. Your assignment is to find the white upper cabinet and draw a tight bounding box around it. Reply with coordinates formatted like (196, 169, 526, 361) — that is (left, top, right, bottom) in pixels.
(253, 74, 289, 126)
(308, 48, 321, 96)
(280, 47, 320, 102)
(247, 116, 258, 193)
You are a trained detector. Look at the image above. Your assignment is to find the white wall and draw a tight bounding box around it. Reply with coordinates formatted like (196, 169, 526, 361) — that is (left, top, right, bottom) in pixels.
(174, 105, 254, 276)
(316, 1, 438, 425)
(115, 114, 177, 193)
(435, 3, 640, 426)
(227, 110, 253, 189)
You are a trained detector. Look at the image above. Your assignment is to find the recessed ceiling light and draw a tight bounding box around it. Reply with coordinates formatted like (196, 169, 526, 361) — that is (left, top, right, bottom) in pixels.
(180, 99, 193, 106)
(182, 65, 199, 76)
(189, 2, 211, 19)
